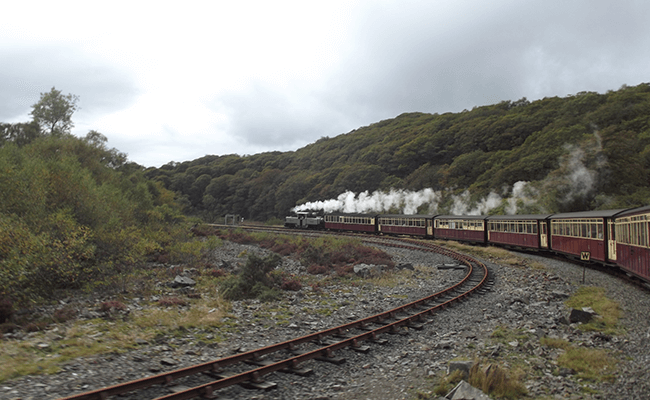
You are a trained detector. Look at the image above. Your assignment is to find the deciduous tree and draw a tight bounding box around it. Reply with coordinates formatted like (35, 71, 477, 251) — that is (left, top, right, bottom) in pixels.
(30, 87, 79, 136)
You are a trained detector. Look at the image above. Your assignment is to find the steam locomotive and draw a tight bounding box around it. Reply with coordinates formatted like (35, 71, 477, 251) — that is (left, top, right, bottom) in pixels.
(285, 206, 650, 283)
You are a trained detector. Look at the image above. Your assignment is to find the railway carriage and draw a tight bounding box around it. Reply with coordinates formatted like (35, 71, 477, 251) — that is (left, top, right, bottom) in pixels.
(433, 215, 487, 243)
(290, 204, 650, 285)
(323, 212, 378, 233)
(614, 205, 650, 282)
(487, 214, 552, 250)
(548, 209, 626, 263)
(377, 214, 434, 237)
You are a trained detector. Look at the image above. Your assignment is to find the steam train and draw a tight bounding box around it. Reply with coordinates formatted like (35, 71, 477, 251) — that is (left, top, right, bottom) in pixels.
(285, 207, 650, 284)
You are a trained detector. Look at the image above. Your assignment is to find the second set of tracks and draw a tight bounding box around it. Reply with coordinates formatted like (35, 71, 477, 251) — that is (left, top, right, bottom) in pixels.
(60, 226, 494, 400)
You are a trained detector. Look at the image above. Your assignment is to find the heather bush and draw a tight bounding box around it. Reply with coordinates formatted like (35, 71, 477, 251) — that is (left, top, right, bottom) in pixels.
(207, 268, 227, 278)
(158, 296, 187, 307)
(52, 306, 77, 323)
(99, 300, 127, 312)
(0, 322, 20, 334)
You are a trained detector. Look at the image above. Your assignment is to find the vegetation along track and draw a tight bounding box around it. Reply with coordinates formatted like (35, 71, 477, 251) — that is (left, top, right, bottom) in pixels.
(60, 226, 493, 400)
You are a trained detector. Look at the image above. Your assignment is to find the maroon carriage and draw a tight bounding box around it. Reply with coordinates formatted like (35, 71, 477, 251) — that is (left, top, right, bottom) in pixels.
(614, 206, 650, 282)
(433, 215, 487, 243)
(377, 214, 434, 237)
(549, 209, 626, 263)
(323, 212, 378, 233)
(487, 214, 552, 250)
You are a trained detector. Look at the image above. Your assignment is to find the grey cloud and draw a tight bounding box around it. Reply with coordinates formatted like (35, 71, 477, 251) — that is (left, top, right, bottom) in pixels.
(216, 0, 650, 156)
(214, 83, 351, 150)
(0, 45, 138, 123)
(322, 0, 650, 119)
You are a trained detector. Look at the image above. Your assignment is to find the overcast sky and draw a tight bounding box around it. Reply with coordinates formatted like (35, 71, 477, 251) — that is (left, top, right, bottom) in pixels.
(2, 0, 649, 167)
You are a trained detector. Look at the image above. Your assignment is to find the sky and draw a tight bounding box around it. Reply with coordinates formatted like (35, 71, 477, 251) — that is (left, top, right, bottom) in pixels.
(2, 0, 649, 168)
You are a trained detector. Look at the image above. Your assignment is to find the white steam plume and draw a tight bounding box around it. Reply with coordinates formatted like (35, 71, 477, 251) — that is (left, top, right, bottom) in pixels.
(560, 144, 596, 201)
(505, 181, 540, 214)
(293, 188, 439, 214)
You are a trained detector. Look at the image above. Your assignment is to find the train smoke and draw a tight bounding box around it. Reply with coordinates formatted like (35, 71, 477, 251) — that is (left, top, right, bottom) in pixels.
(293, 188, 440, 214)
(505, 181, 540, 214)
(293, 184, 539, 216)
(449, 190, 502, 215)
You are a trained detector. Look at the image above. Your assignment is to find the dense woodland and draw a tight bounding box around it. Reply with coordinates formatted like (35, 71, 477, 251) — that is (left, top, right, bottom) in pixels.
(1, 84, 649, 304)
(145, 83, 650, 221)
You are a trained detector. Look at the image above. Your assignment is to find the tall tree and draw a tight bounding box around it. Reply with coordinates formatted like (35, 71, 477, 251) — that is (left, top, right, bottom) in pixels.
(30, 87, 79, 136)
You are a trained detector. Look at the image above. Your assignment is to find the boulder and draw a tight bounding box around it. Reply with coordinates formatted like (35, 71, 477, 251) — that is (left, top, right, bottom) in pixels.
(353, 264, 384, 278)
(446, 380, 490, 400)
(171, 275, 196, 288)
(569, 308, 598, 324)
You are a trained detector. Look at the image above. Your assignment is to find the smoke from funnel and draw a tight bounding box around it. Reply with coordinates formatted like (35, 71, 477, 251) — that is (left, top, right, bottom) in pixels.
(293, 188, 440, 214)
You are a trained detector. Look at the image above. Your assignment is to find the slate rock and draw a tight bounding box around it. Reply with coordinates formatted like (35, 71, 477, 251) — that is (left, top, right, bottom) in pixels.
(171, 275, 196, 288)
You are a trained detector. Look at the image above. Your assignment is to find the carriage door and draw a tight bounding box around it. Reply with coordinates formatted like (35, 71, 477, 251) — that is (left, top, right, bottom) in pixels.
(540, 221, 548, 248)
(427, 219, 433, 236)
(608, 220, 617, 261)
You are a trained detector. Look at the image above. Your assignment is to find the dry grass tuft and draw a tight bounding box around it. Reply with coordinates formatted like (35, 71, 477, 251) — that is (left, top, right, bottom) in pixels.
(468, 362, 528, 399)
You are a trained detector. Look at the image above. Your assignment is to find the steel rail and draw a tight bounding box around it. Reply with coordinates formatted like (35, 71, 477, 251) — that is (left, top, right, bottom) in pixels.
(59, 233, 489, 400)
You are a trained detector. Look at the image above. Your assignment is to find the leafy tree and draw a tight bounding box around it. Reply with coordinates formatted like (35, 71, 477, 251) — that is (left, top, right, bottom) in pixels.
(0, 121, 41, 147)
(30, 87, 79, 136)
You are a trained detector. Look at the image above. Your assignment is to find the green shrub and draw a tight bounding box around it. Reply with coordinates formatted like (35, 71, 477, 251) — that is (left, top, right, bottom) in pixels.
(220, 253, 282, 301)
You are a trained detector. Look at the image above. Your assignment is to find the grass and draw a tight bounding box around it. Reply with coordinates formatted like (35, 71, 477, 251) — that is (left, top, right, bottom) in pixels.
(541, 337, 618, 382)
(0, 293, 232, 383)
(426, 361, 527, 400)
(565, 286, 622, 334)
(0, 320, 132, 381)
(434, 240, 546, 270)
(430, 369, 465, 397)
(132, 298, 228, 331)
(489, 325, 532, 344)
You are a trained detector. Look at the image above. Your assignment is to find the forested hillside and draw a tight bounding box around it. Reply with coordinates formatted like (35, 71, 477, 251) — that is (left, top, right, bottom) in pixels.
(146, 83, 650, 221)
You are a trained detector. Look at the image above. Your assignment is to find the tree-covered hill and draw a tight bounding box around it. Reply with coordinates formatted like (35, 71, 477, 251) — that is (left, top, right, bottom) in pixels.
(146, 83, 650, 220)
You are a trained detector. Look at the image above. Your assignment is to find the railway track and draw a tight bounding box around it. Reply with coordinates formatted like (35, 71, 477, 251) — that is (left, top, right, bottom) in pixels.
(59, 226, 493, 400)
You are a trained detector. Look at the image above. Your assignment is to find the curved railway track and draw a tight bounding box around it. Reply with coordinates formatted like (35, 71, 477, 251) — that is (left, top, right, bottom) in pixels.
(60, 226, 493, 400)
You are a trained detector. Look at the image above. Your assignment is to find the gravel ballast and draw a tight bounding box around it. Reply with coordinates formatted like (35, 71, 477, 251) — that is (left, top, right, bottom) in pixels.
(1, 240, 649, 400)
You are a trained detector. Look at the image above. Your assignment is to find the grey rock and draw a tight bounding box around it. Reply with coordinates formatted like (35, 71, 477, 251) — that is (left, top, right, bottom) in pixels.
(171, 275, 196, 287)
(160, 357, 177, 366)
(446, 380, 490, 400)
(353, 264, 385, 278)
(569, 308, 595, 324)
